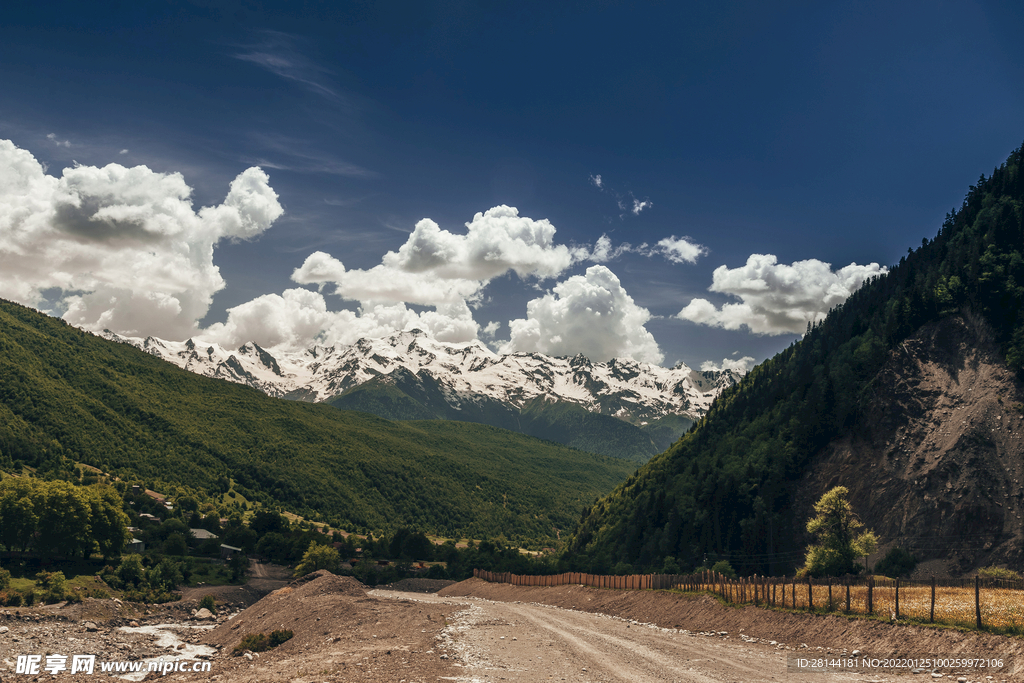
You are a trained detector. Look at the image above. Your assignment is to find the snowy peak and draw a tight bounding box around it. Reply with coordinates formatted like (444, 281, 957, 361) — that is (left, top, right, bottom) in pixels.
(100, 330, 740, 423)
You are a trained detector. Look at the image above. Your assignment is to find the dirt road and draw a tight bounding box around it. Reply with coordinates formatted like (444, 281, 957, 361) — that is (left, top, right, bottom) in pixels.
(372, 589, 879, 682)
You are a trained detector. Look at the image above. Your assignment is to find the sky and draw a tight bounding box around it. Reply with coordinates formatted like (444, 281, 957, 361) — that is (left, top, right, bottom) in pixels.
(2, 1, 1024, 372)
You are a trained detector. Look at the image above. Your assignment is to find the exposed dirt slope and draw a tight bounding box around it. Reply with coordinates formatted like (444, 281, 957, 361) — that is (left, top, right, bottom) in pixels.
(796, 312, 1024, 573)
(201, 570, 460, 682)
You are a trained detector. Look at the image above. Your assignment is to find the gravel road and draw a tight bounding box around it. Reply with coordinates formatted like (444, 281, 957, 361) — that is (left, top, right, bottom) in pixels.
(372, 589, 878, 683)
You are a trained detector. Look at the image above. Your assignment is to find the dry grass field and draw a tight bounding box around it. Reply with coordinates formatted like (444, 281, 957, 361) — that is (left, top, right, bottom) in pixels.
(683, 578, 1024, 633)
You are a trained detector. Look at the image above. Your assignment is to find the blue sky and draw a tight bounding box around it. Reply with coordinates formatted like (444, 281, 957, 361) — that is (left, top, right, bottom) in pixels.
(2, 1, 1023, 370)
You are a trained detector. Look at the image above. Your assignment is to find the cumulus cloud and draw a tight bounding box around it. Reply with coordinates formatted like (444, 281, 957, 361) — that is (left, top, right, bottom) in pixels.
(0, 139, 283, 339)
(677, 254, 886, 335)
(656, 236, 705, 264)
(293, 205, 574, 309)
(502, 265, 663, 364)
(700, 356, 756, 374)
(203, 288, 478, 351)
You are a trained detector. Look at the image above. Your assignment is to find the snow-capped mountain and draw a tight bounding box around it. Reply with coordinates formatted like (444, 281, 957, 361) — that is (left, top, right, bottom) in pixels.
(100, 329, 739, 460)
(101, 328, 737, 422)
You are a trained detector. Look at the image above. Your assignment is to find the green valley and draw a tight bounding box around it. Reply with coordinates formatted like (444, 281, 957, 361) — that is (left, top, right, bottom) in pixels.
(0, 300, 635, 544)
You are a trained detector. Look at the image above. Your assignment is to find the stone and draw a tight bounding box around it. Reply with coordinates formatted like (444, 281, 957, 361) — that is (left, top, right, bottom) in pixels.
(194, 608, 215, 620)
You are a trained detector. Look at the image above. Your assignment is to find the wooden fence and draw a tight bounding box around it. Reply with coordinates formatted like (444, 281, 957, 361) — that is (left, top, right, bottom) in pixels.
(473, 569, 1024, 632)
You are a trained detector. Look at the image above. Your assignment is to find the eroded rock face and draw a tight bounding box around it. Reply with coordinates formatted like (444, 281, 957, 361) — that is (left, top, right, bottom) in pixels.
(797, 311, 1024, 573)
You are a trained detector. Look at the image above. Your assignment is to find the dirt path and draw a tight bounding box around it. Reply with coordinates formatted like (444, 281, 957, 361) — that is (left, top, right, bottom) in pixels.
(373, 589, 877, 682)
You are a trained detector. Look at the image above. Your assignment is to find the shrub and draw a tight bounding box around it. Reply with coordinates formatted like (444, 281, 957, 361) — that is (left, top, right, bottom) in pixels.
(21, 589, 36, 606)
(37, 571, 70, 604)
(978, 566, 1022, 580)
(115, 554, 146, 588)
(0, 567, 10, 591)
(233, 629, 293, 655)
(199, 594, 217, 612)
(874, 548, 918, 578)
(4, 591, 23, 607)
(710, 560, 736, 579)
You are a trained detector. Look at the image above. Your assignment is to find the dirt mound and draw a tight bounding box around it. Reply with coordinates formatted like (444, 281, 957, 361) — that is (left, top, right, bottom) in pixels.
(205, 571, 369, 652)
(38, 596, 144, 624)
(377, 577, 456, 593)
(200, 571, 460, 682)
(442, 578, 1024, 661)
(287, 569, 367, 596)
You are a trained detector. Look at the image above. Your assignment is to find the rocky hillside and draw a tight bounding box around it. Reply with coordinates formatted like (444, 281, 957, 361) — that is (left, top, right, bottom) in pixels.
(567, 142, 1024, 575)
(795, 311, 1024, 573)
(101, 329, 739, 460)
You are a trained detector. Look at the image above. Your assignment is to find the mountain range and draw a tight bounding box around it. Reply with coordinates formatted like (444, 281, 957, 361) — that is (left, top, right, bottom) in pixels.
(100, 330, 740, 460)
(0, 298, 637, 542)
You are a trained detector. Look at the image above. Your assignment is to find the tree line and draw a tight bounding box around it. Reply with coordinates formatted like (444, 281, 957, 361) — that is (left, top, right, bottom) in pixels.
(0, 477, 130, 559)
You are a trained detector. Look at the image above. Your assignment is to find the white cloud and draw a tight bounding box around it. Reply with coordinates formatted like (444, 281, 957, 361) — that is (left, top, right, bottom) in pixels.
(574, 233, 706, 266)
(656, 236, 705, 264)
(47, 133, 70, 148)
(502, 265, 663, 364)
(481, 321, 501, 338)
(700, 356, 756, 374)
(294, 205, 574, 308)
(677, 254, 886, 335)
(589, 174, 603, 188)
(119, 149, 129, 155)
(631, 198, 652, 215)
(202, 288, 481, 352)
(0, 139, 283, 339)
(386, 205, 573, 280)
(578, 234, 636, 263)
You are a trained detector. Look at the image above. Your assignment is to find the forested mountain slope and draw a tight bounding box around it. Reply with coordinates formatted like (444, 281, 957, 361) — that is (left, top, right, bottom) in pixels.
(567, 143, 1024, 575)
(0, 300, 635, 542)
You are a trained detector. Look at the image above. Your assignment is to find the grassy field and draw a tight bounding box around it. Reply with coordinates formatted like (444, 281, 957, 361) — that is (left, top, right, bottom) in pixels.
(686, 577, 1024, 634)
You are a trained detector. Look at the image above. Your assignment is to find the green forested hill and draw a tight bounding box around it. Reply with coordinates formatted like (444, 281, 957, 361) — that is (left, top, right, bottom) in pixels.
(0, 300, 635, 542)
(567, 143, 1024, 574)
(328, 370, 668, 462)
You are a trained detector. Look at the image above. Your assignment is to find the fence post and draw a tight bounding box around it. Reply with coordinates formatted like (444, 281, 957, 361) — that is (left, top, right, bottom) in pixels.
(781, 576, 786, 607)
(895, 578, 900, 620)
(975, 575, 982, 630)
(867, 576, 873, 615)
(930, 576, 935, 623)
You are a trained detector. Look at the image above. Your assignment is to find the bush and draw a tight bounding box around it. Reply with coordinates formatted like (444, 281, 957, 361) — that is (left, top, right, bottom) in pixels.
(0, 567, 10, 591)
(978, 566, 1021, 580)
(233, 629, 293, 655)
(710, 560, 736, 579)
(199, 594, 217, 612)
(874, 548, 918, 579)
(4, 591, 23, 607)
(115, 554, 146, 588)
(36, 571, 70, 604)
